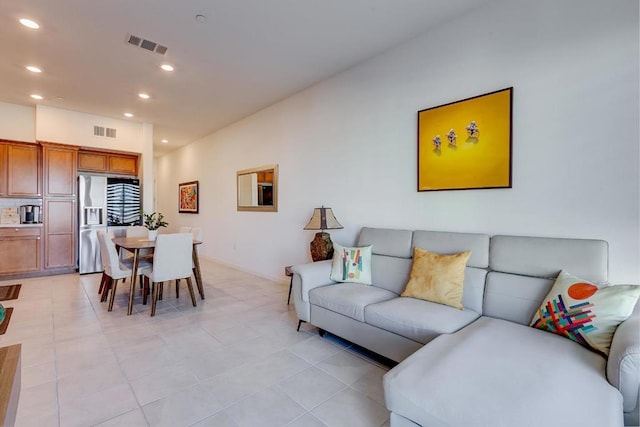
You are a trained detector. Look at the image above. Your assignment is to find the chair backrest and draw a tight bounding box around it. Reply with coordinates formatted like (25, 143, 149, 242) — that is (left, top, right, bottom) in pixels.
(151, 233, 193, 282)
(97, 229, 130, 280)
(126, 226, 148, 238)
(190, 227, 203, 242)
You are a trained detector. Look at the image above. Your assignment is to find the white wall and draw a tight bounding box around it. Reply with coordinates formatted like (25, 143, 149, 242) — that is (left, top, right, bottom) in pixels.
(156, 0, 639, 283)
(0, 101, 35, 142)
(36, 105, 145, 153)
(0, 103, 155, 211)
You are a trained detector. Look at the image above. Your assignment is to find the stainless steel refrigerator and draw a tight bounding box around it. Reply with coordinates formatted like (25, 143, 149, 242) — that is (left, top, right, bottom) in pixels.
(78, 175, 108, 274)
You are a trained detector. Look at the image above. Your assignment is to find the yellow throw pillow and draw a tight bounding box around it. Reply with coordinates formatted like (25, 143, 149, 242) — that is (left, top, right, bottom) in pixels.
(401, 247, 471, 310)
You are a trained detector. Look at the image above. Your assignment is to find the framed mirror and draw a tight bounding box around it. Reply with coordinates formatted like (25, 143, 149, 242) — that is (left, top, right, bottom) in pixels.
(237, 164, 278, 212)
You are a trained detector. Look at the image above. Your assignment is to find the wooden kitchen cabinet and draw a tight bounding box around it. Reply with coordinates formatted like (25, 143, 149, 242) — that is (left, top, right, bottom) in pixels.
(44, 199, 76, 269)
(42, 143, 78, 197)
(0, 227, 42, 275)
(6, 143, 41, 197)
(0, 144, 6, 196)
(78, 150, 138, 175)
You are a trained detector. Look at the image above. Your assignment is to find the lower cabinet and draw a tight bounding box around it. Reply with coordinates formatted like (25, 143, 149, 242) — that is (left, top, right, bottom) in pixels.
(44, 199, 76, 269)
(0, 227, 42, 275)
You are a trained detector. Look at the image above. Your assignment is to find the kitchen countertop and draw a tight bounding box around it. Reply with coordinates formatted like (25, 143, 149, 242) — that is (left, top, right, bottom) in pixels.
(0, 223, 43, 228)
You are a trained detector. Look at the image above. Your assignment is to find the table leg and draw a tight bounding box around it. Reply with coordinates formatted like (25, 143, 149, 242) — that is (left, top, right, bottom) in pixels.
(192, 245, 205, 299)
(127, 249, 140, 315)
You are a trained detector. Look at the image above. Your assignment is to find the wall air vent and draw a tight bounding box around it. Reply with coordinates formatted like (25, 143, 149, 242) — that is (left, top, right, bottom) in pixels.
(105, 128, 117, 139)
(126, 33, 168, 55)
(93, 126, 117, 139)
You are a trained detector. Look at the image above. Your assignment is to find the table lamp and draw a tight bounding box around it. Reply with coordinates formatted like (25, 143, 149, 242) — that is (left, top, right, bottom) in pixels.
(304, 207, 343, 262)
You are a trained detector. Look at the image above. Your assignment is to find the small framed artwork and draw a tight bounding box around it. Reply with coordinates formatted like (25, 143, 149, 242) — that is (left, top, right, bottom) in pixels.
(417, 87, 513, 191)
(178, 181, 199, 213)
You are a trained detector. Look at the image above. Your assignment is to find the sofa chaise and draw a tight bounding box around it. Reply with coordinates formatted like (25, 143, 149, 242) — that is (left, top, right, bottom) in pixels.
(290, 227, 639, 426)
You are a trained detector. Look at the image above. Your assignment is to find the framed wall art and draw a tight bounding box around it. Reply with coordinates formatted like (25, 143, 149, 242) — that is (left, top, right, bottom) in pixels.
(417, 87, 513, 191)
(178, 180, 199, 213)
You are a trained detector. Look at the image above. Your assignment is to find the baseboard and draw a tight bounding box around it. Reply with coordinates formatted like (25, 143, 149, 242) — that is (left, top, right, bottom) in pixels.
(198, 255, 288, 285)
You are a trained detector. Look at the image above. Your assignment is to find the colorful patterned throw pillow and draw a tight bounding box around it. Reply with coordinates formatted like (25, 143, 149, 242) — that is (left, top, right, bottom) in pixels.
(329, 243, 373, 285)
(530, 270, 640, 356)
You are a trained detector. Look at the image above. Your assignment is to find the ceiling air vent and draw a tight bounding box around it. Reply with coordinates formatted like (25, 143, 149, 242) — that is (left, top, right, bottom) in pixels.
(93, 126, 117, 139)
(126, 33, 168, 55)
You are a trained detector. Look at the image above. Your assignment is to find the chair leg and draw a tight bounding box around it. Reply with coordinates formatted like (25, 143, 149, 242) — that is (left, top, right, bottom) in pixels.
(143, 277, 148, 305)
(108, 279, 119, 312)
(151, 282, 158, 317)
(101, 277, 112, 303)
(98, 273, 108, 296)
(175, 279, 180, 298)
(159, 282, 163, 300)
(185, 277, 197, 307)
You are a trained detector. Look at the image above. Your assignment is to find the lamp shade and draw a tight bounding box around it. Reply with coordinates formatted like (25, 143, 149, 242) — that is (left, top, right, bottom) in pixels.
(303, 207, 343, 231)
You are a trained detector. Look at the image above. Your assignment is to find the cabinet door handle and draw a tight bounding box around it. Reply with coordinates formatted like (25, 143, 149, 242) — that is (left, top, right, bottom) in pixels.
(36, 237, 40, 240)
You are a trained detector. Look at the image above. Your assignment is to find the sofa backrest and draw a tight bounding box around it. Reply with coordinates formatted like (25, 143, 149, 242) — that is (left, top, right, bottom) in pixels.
(358, 227, 413, 295)
(357, 227, 489, 314)
(412, 231, 489, 314)
(484, 235, 609, 325)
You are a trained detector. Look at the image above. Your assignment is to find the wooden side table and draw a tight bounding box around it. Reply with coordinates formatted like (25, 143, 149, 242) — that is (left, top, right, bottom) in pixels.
(285, 266, 293, 304)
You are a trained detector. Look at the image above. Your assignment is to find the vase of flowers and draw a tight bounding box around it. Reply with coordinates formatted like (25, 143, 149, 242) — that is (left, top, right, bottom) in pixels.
(143, 212, 168, 241)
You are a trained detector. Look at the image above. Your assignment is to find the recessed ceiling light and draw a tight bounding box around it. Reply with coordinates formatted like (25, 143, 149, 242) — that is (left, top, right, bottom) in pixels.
(161, 139, 169, 144)
(26, 65, 42, 73)
(30, 94, 43, 100)
(195, 14, 207, 23)
(160, 64, 174, 72)
(138, 93, 150, 99)
(124, 112, 134, 118)
(19, 18, 40, 29)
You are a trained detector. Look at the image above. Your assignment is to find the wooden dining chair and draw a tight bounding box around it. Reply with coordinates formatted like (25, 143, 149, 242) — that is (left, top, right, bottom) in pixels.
(175, 227, 203, 298)
(143, 233, 197, 316)
(97, 230, 115, 299)
(97, 230, 151, 311)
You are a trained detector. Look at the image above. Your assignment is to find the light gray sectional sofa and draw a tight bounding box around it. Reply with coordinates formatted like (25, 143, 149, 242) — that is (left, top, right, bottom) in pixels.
(290, 227, 640, 427)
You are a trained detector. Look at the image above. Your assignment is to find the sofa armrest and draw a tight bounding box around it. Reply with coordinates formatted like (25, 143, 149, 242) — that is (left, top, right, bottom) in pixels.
(607, 307, 639, 421)
(290, 260, 335, 324)
(291, 260, 334, 302)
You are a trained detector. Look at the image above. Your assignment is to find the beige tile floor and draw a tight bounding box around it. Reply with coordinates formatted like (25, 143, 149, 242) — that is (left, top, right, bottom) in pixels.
(0, 259, 391, 427)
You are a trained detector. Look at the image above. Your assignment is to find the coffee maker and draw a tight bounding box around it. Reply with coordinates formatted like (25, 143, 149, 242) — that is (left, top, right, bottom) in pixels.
(19, 205, 41, 224)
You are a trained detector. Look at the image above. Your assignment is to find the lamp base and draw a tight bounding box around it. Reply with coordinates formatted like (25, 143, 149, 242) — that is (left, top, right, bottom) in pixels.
(310, 232, 334, 262)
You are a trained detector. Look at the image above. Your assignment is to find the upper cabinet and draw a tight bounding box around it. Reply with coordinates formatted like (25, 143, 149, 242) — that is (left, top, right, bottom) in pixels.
(78, 150, 138, 176)
(42, 142, 78, 197)
(4, 142, 42, 197)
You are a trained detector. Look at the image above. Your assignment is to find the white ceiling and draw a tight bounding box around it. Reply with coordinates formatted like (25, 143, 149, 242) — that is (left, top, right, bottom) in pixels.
(0, 0, 491, 156)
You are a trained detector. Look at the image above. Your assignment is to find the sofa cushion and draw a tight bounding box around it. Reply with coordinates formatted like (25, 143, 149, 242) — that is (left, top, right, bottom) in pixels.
(329, 243, 373, 285)
(484, 271, 554, 325)
(309, 282, 396, 322)
(530, 270, 640, 356)
(370, 255, 413, 294)
(401, 248, 471, 309)
(383, 316, 623, 427)
(365, 297, 480, 344)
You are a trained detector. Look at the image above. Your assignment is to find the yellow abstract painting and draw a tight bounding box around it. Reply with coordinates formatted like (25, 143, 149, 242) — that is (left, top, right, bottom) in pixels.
(417, 87, 512, 191)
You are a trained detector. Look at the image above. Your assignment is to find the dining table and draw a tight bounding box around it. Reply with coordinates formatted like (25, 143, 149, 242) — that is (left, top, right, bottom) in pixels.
(112, 236, 204, 315)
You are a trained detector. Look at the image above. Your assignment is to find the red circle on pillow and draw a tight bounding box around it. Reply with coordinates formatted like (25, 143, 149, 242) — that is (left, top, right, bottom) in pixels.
(568, 282, 598, 300)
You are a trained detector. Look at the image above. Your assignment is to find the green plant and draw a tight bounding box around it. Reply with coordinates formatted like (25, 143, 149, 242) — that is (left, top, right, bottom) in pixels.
(143, 212, 168, 230)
